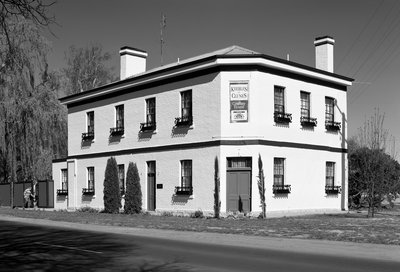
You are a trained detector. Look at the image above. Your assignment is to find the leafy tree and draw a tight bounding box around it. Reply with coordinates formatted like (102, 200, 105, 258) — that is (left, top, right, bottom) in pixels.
(213, 156, 220, 218)
(124, 162, 142, 214)
(349, 147, 400, 217)
(62, 44, 115, 95)
(103, 157, 121, 213)
(257, 154, 266, 219)
(0, 12, 66, 209)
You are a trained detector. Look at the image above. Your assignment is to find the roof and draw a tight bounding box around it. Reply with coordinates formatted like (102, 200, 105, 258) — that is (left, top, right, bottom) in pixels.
(60, 45, 354, 107)
(124, 45, 259, 79)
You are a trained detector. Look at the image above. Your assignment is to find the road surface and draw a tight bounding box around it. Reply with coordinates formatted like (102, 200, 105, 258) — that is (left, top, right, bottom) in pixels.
(0, 218, 399, 271)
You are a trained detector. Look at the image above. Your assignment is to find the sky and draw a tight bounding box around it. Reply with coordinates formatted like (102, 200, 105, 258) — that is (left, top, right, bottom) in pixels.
(46, 0, 400, 154)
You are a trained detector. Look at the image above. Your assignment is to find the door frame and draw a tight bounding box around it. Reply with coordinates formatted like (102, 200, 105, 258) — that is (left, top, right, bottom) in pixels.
(226, 157, 252, 213)
(147, 161, 156, 211)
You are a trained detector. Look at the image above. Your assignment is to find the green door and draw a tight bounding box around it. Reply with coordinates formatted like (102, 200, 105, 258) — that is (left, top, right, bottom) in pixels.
(227, 171, 251, 212)
(147, 161, 156, 211)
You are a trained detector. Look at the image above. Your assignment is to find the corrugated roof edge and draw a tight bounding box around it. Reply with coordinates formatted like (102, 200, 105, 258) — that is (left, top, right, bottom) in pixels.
(60, 45, 354, 103)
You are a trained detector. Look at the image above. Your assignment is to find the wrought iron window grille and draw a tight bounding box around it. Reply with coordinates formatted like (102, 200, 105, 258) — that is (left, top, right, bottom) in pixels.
(274, 111, 292, 123)
(110, 126, 124, 136)
(325, 185, 341, 194)
(82, 131, 94, 141)
(325, 121, 341, 131)
(82, 188, 95, 195)
(300, 116, 317, 127)
(140, 122, 156, 132)
(273, 184, 291, 194)
(175, 186, 193, 195)
(175, 116, 193, 127)
(57, 189, 68, 195)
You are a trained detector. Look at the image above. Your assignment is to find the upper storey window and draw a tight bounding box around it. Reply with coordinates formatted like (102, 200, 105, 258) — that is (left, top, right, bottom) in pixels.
(274, 86, 285, 113)
(140, 98, 156, 132)
(110, 105, 124, 136)
(274, 86, 292, 123)
(300, 91, 317, 127)
(82, 111, 94, 141)
(175, 90, 193, 126)
(325, 97, 340, 131)
(300, 92, 310, 118)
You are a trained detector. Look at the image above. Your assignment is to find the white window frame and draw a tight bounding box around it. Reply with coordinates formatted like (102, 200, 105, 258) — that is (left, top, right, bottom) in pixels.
(274, 86, 286, 113)
(87, 167, 95, 192)
(115, 105, 124, 129)
(61, 169, 68, 191)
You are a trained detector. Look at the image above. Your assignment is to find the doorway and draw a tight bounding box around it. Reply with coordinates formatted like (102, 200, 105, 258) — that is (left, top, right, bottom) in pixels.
(147, 161, 156, 211)
(226, 157, 252, 213)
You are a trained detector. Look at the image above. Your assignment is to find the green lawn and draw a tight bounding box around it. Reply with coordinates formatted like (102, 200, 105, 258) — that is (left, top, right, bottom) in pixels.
(1, 207, 399, 245)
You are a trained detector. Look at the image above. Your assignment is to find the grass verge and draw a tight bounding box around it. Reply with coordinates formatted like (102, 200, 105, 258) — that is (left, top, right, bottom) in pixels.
(0, 207, 399, 245)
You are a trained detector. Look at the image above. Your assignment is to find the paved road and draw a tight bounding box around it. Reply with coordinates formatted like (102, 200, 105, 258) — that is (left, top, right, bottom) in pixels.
(0, 218, 399, 271)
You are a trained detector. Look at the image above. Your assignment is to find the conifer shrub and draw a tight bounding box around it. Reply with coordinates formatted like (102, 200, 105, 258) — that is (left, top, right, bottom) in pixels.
(103, 157, 121, 213)
(257, 154, 266, 219)
(124, 162, 142, 214)
(214, 156, 221, 218)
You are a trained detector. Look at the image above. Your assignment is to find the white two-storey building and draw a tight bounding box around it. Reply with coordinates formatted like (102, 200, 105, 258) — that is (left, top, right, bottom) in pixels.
(53, 36, 353, 215)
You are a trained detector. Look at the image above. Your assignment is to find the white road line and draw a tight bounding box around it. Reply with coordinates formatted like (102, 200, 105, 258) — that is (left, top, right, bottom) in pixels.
(34, 242, 102, 254)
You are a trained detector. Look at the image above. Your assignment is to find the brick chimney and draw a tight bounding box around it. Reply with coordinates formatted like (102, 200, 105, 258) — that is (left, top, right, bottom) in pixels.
(120, 46, 148, 80)
(314, 36, 334, 73)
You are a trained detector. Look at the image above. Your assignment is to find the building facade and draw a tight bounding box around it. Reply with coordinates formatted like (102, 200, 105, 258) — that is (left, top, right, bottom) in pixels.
(53, 37, 353, 215)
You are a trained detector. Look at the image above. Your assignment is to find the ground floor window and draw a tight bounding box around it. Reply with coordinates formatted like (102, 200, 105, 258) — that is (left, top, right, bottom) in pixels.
(87, 167, 95, 192)
(181, 160, 192, 188)
(118, 164, 125, 196)
(273, 158, 291, 194)
(325, 161, 341, 194)
(326, 162, 335, 186)
(273, 158, 285, 185)
(61, 169, 68, 190)
(176, 160, 193, 195)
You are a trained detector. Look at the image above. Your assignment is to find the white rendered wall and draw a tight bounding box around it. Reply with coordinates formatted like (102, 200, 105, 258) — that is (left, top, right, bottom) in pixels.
(60, 68, 348, 213)
(64, 146, 219, 211)
(67, 72, 221, 157)
(120, 52, 147, 80)
(220, 71, 347, 149)
(219, 145, 346, 214)
(315, 43, 334, 72)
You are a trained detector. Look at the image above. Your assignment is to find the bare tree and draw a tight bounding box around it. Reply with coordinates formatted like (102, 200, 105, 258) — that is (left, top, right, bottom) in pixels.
(349, 109, 400, 217)
(0, 0, 55, 68)
(62, 44, 115, 95)
(355, 108, 396, 154)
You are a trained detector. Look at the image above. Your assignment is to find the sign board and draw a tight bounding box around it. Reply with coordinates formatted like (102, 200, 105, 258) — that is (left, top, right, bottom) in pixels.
(230, 82, 249, 122)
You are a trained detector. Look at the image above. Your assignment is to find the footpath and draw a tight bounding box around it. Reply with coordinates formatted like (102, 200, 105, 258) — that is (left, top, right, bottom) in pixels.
(1, 214, 399, 263)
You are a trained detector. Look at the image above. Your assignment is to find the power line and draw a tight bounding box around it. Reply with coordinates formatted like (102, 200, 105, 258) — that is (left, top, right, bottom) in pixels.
(351, 1, 400, 78)
(337, 0, 385, 70)
(349, 4, 400, 104)
(347, 0, 397, 76)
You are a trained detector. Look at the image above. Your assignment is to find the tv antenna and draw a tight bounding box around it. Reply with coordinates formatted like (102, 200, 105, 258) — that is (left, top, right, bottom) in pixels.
(160, 13, 166, 66)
